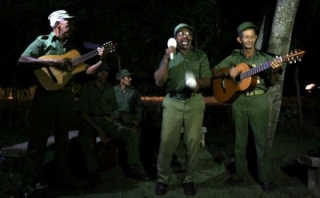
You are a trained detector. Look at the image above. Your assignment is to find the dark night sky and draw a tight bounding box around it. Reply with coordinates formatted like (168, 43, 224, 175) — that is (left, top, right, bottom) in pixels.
(0, 0, 319, 97)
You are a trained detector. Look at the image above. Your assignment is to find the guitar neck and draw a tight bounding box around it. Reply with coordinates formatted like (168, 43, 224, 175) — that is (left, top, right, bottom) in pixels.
(71, 50, 98, 66)
(240, 61, 272, 80)
(239, 49, 305, 80)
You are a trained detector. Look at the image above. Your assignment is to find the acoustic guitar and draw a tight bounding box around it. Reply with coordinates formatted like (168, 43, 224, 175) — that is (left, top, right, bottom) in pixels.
(35, 41, 117, 91)
(212, 49, 305, 103)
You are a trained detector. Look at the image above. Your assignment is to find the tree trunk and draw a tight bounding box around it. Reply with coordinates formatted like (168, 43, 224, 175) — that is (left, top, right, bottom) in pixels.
(261, 0, 301, 148)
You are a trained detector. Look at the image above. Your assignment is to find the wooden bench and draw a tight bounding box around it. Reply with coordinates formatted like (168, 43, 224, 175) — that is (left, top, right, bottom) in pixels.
(0, 130, 102, 159)
(297, 154, 320, 198)
(0, 130, 89, 166)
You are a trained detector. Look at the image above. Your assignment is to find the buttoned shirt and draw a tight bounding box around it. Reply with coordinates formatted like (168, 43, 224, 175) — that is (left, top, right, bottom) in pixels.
(113, 85, 142, 122)
(21, 32, 78, 87)
(165, 47, 212, 93)
(214, 48, 274, 91)
(77, 81, 118, 117)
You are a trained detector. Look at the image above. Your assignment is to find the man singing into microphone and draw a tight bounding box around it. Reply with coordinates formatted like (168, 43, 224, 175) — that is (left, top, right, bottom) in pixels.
(154, 23, 212, 196)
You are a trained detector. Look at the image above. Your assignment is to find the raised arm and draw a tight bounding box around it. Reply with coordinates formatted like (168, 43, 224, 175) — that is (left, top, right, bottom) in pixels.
(154, 46, 176, 87)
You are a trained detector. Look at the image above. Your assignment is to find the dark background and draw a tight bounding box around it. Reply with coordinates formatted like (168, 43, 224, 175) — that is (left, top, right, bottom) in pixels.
(0, 0, 319, 96)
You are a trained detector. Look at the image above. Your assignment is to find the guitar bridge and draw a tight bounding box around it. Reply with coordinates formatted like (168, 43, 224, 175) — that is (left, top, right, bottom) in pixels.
(45, 67, 58, 83)
(221, 78, 226, 93)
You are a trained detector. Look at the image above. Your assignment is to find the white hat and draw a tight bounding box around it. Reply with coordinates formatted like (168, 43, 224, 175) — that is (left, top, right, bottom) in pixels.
(48, 10, 74, 28)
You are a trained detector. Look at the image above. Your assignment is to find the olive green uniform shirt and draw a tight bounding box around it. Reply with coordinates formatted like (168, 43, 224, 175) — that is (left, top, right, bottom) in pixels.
(214, 48, 274, 91)
(113, 85, 142, 122)
(77, 81, 118, 117)
(21, 32, 79, 87)
(166, 47, 212, 92)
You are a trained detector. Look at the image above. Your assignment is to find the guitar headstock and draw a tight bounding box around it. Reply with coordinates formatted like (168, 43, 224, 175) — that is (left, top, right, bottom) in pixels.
(281, 49, 305, 64)
(102, 41, 118, 54)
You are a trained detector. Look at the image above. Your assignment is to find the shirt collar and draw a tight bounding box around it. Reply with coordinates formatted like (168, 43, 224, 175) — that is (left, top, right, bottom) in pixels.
(49, 32, 59, 42)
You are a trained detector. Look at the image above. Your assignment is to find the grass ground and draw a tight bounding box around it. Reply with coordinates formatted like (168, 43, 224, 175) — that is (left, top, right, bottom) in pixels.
(1, 125, 320, 198)
(1, 106, 320, 198)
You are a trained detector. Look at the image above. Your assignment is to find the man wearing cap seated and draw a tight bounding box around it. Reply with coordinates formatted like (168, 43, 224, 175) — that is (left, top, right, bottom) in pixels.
(77, 64, 149, 190)
(154, 23, 212, 196)
(113, 69, 143, 130)
(211, 21, 282, 193)
(16, 10, 106, 197)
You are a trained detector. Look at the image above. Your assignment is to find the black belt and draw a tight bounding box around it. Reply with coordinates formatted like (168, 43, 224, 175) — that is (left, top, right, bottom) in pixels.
(168, 90, 192, 100)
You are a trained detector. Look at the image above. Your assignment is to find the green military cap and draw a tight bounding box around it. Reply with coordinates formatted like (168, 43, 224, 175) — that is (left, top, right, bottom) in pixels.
(237, 21, 259, 35)
(174, 23, 194, 35)
(116, 69, 133, 80)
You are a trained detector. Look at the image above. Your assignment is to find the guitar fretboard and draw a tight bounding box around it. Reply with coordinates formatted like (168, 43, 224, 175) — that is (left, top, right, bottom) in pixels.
(71, 50, 98, 66)
(240, 61, 272, 80)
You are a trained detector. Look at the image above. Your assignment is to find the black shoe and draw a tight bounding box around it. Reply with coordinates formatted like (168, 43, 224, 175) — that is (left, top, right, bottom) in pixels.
(224, 177, 244, 186)
(182, 182, 196, 196)
(155, 182, 167, 195)
(126, 165, 150, 181)
(85, 172, 101, 190)
(261, 182, 275, 193)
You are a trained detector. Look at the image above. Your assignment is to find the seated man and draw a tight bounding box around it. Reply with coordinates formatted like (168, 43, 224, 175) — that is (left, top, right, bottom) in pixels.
(113, 69, 143, 128)
(77, 64, 149, 190)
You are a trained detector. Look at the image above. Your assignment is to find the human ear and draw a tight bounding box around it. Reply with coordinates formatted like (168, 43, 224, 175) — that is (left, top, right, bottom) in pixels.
(237, 37, 241, 44)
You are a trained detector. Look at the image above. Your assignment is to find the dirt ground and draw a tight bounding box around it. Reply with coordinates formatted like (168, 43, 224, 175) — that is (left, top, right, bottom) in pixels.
(1, 105, 320, 198)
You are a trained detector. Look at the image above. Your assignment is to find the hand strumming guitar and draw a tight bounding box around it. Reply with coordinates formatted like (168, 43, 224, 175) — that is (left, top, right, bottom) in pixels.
(48, 59, 73, 71)
(227, 67, 241, 82)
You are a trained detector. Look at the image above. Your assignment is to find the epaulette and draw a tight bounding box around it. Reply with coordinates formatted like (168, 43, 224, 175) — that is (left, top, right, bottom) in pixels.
(38, 35, 49, 40)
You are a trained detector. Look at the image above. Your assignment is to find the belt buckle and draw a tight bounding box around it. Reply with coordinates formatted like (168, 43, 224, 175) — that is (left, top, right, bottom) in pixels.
(178, 92, 191, 99)
(245, 89, 265, 97)
(181, 92, 191, 99)
(169, 90, 192, 100)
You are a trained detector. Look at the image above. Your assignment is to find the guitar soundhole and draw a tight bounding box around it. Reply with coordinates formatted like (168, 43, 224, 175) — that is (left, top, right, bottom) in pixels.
(235, 75, 241, 84)
(64, 59, 73, 70)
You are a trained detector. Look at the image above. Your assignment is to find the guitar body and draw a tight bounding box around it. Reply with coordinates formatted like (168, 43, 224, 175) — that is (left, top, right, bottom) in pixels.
(212, 49, 305, 103)
(33, 40, 117, 91)
(212, 63, 257, 103)
(35, 50, 87, 91)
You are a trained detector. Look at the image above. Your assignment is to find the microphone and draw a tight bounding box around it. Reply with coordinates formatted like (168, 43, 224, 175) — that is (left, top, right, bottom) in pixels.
(167, 38, 177, 60)
(185, 71, 197, 89)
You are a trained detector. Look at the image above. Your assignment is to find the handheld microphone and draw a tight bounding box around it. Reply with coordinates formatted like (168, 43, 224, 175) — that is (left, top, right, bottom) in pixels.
(167, 38, 177, 60)
(185, 71, 197, 89)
